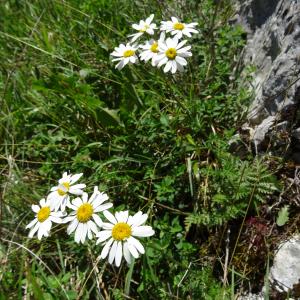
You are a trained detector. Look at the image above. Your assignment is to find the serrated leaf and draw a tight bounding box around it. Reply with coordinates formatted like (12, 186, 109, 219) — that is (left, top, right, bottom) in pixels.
(276, 205, 289, 226)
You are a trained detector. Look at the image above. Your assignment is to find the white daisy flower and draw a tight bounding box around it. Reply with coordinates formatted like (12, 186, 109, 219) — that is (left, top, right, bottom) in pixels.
(64, 187, 113, 244)
(111, 43, 139, 70)
(47, 172, 86, 212)
(128, 14, 157, 42)
(156, 37, 192, 73)
(160, 17, 198, 39)
(96, 210, 155, 267)
(26, 198, 64, 240)
(139, 32, 165, 66)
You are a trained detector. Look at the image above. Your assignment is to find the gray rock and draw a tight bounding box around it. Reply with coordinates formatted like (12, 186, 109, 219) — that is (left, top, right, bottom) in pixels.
(234, 0, 300, 153)
(270, 235, 300, 292)
(292, 127, 300, 140)
(237, 292, 264, 300)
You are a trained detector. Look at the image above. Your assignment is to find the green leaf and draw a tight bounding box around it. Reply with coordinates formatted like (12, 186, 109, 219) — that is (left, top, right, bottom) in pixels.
(276, 205, 289, 226)
(95, 107, 121, 127)
(26, 266, 45, 300)
(124, 259, 135, 296)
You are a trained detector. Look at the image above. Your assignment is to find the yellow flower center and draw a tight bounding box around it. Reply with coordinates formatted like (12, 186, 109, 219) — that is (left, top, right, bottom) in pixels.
(150, 42, 158, 53)
(37, 206, 51, 223)
(173, 22, 185, 30)
(57, 182, 70, 196)
(112, 222, 132, 241)
(77, 203, 94, 223)
(139, 25, 149, 32)
(123, 50, 135, 58)
(165, 48, 177, 60)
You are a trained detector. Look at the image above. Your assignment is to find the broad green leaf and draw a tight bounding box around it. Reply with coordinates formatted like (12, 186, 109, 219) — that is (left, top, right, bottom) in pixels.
(276, 205, 289, 226)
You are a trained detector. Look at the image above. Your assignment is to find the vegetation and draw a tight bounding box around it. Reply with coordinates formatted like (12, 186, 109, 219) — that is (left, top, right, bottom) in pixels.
(0, 0, 288, 299)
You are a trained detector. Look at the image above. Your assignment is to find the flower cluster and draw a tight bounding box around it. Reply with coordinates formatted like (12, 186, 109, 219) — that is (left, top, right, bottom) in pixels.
(111, 14, 198, 73)
(26, 172, 154, 267)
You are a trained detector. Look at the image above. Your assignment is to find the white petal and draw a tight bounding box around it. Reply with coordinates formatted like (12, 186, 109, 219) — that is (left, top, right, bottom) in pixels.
(132, 226, 155, 237)
(146, 14, 154, 24)
(123, 242, 132, 264)
(115, 211, 128, 223)
(176, 56, 187, 66)
(61, 172, 69, 180)
(158, 43, 168, 51)
(174, 31, 183, 39)
(60, 195, 69, 212)
(94, 203, 113, 213)
(132, 213, 148, 227)
(111, 51, 123, 57)
(177, 46, 191, 53)
(70, 184, 86, 190)
(81, 224, 88, 243)
(115, 242, 123, 267)
(101, 238, 114, 259)
(87, 228, 93, 240)
(75, 223, 83, 243)
(31, 205, 40, 213)
(132, 24, 140, 30)
(96, 230, 112, 243)
(176, 62, 184, 72)
(72, 197, 83, 208)
(81, 193, 88, 203)
(127, 242, 139, 258)
(102, 222, 114, 230)
(182, 30, 191, 38)
(171, 16, 178, 23)
(156, 56, 168, 67)
(52, 211, 66, 218)
(176, 40, 187, 50)
(146, 28, 155, 35)
(39, 198, 46, 207)
(164, 60, 172, 73)
(67, 219, 79, 234)
(166, 38, 174, 49)
(127, 211, 142, 226)
(28, 222, 40, 238)
(129, 56, 136, 63)
(26, 218, 38, 229)
(92, 192, 109, 206)
(89, 186, 99, 202)
(171, 60, 177, 73)
(44, 220, 52, 234)
(152, 56, 158, 66)
(49, 216, 62, 224)
(185, 28, 198, 34)
(92, 214, 103, 227)
(116, 59, 125, 70)
(103, 211, 117, 224)
(112, 57, 123, 62)
(87, 220, 98, 234)
(131, 32, 143, 42)
(108, 241, 118, 264)
(128, 237, 145, 254)
(70, 188, 84, 196)
(57, 184, 68, 193)
(70, 173, 83, 184)
(64, 215, 76, 224)
(37, 225, 45, 240)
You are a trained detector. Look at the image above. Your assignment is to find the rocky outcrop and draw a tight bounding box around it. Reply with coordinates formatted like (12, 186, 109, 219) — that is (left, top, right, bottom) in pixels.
(270, 235, 300, 293)
(234, 0, 300, 159)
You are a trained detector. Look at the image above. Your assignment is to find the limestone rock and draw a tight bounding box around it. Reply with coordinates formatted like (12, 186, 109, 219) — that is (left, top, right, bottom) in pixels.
(234, 0, 300, 154)
(270, 235, 300, 293)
